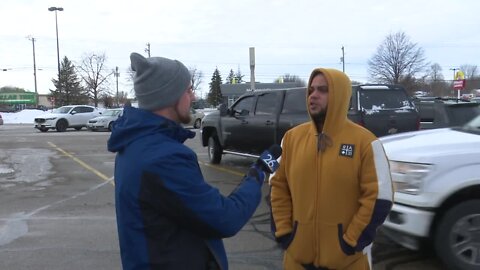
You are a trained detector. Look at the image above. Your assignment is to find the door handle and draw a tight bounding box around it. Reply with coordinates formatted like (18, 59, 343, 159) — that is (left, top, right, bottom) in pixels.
(241, 120, 248, 124)
(265, 120, 274, 126)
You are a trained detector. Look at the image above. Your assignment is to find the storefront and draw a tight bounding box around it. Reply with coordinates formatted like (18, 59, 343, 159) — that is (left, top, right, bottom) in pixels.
(0, 92, 37, 111)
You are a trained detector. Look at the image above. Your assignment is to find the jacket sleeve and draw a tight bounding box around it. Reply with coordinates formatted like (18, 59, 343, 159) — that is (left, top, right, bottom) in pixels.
(343, 139, 393, 251)
(139, 149, 263, 239)
(269, 136, 294, 240)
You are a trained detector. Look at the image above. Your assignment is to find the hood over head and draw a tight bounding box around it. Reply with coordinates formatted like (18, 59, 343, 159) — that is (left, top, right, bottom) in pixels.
(307, 68, 351, 151)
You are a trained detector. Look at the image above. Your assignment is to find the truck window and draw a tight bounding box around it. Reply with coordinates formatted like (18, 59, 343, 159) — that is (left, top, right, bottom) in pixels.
(282, 89, 307, 114)
(255, 92, 281, 115)
(232, 95, 255, 115)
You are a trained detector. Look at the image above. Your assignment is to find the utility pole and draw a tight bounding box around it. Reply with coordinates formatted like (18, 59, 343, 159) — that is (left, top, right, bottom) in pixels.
(249, 47, 255, 91)
(27, 36, 38, 106)
(145, 43, 151, 57)
(114, 66, 120, 107)
(340, 46, 345, 73)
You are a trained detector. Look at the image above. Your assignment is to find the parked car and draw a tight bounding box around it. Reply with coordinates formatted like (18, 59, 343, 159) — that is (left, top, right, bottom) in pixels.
(414, 97, 480, 129)
(87, 108, 123, 131)
(380, 115, 480, 270)
(34, 105, 101, 132)
(0, 113, 3, 125)
(188, 108, 205, 129)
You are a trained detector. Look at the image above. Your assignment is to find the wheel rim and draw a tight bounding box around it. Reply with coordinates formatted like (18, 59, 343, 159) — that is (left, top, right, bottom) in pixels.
(449, 213, 480, 266)
(208, 138, 215, 160)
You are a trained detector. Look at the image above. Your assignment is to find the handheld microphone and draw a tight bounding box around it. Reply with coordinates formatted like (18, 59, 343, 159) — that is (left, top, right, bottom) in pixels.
(256, 144, 282, 174)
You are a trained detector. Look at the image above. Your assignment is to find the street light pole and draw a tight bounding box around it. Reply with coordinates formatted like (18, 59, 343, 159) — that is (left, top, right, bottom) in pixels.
(48, 7, 63, 85)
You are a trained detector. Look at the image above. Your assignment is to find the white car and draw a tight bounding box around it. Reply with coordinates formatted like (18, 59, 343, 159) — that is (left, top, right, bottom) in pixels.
(87, 108, 123, 131)
(380, 115, 480, 270)
(34, 105, 101, 132)
(188, 108, 205, 129)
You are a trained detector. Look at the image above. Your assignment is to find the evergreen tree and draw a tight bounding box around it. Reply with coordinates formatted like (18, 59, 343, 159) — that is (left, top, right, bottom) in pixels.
(234, 68, 245, 83)
(226, 69, 235, 84)
(207, 68, 223, 106)
(51, 56, 88, 106)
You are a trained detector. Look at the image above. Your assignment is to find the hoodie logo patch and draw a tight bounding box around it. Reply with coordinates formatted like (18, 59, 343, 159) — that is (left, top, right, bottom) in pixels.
(339, 144, 354, 158)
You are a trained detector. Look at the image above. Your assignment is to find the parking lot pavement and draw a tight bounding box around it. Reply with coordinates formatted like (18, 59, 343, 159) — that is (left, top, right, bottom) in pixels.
(0, 125, 445, 269)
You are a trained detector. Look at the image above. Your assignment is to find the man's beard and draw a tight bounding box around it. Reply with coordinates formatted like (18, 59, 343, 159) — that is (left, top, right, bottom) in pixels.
(179, 112, 192, 125)
(311, 110, 326, 126)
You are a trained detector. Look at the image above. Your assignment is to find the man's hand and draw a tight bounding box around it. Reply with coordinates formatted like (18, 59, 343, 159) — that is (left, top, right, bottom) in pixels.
(247, 165, 266, 185)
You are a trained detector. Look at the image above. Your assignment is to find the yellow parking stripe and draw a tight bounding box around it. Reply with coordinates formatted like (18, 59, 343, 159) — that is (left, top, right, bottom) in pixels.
(48, 142, 114, 185)
(47, 142, 242, 186)
(198, 161, 244, 177)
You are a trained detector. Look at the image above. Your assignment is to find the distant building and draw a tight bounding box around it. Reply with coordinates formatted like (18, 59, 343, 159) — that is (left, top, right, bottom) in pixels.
(220, 82, 304, 107)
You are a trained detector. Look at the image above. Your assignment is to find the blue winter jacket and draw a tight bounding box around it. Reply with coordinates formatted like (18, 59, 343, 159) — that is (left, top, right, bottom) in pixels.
(107, 106, 263, 270)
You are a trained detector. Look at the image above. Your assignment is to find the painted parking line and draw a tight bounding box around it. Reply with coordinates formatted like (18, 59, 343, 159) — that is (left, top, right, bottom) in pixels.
(198, 161, 245, 177)
(47, 142, 114, 185)
(48, 141, 242, 185)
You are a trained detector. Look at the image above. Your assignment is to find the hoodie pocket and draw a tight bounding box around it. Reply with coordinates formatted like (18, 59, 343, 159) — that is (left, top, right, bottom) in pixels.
(285, 220, 315, 264)
(317, 223, 361, 269)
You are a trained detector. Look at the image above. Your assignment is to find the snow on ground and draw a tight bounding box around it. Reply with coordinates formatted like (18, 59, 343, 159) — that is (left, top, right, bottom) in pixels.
(1, 109, 49, 124)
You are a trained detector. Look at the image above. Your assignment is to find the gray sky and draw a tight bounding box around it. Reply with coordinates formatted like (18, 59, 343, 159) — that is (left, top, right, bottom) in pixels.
(1, 0, 479, 98)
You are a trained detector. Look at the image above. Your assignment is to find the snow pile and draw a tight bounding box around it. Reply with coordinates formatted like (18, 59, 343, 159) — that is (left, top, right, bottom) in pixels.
(1, 109, 49, 124)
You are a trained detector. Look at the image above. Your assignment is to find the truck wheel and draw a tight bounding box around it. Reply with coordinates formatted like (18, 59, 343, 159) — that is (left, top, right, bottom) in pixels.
(208, 136, 222, 164)
(194, 119, 201, 129)
(56, 119, 68, 132)
(434, 200, 480, 270)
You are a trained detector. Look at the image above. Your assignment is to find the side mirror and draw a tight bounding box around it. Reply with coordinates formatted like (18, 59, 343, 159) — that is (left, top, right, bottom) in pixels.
(219, 103, 228, 116)
(71, 111, 77, 115)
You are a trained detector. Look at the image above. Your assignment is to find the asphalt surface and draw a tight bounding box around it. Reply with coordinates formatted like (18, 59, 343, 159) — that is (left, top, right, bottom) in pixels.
(0, 124, 446, 269)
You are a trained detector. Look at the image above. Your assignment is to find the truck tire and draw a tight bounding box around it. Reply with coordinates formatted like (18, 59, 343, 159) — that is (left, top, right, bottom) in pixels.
(56, 119, 68, 132)
(208, 136, 222, 164)
(194, 118, 201, 129)
(434, 200, 480, 270)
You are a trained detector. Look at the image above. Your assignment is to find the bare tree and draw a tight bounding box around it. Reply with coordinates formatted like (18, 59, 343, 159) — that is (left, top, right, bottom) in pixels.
(426, 63, 449, 96)
(274, 73, 306, 86)
(460, 64, 478, 80)
(368, 32, 428, 85)
(77, 52, 113, 107)
(428, 63, 444, 81)
(190, 66, 203, 97)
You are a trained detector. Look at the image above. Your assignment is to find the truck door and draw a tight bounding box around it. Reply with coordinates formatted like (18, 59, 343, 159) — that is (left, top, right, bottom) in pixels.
(248, 92, 282, 153)
(278, 88, 309, 143)
(222, 95, 256, 152)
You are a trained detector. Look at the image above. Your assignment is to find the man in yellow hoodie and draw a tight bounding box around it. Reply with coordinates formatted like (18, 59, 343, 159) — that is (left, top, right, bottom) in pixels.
(270, 68, 393, 269)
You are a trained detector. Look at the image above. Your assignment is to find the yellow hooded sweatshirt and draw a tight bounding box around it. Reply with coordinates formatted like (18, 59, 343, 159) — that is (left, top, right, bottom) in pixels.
(270, 68, 393, 269)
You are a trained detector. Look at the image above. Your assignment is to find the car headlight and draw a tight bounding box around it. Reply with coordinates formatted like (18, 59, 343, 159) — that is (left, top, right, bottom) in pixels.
(389, 161, 432, 195)
(45, 117, 57, 120)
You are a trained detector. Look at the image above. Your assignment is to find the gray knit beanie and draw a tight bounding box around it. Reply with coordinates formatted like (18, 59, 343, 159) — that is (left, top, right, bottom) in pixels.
(130, 52, 191, 111)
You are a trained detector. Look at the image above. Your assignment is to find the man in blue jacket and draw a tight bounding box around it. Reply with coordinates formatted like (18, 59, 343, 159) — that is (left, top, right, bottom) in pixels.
(108, 52, 267, 270)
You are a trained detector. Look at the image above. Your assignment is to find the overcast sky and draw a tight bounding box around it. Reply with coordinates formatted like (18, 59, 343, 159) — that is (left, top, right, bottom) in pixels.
(1, 0, 479, 98)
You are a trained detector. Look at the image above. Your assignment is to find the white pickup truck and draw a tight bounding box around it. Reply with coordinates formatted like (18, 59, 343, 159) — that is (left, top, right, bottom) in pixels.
(380, 115, 480, 270)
